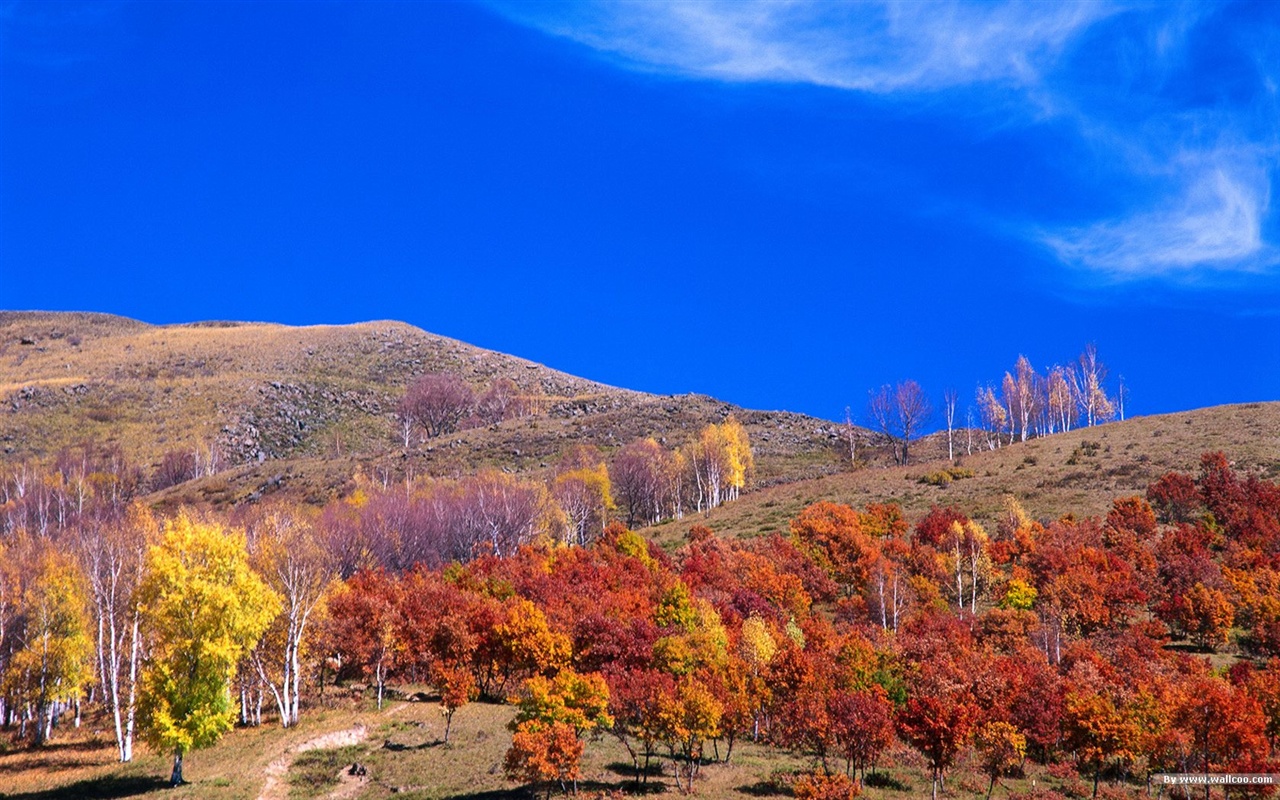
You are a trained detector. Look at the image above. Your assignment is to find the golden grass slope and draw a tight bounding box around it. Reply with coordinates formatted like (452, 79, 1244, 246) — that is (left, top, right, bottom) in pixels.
(0, 689, 1155, 800)
(0, 312, 850, 506)
(644, 401, 1280, 546)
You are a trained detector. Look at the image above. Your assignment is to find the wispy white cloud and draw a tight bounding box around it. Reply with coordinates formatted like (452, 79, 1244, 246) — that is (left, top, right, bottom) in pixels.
(1043, 145, 1276, 277)
(487, 1, 1280, 285)
(489, 1, 1116, 92)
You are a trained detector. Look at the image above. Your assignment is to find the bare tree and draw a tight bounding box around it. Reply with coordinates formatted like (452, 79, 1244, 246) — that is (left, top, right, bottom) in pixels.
(77, 505, 155, 761)
(942, 389, 958, 461)
(868, 385, 897, 462)
(895, 381, 932, 465)
(1072, 344, 1115, 427)
(456, 470, 548, 558)
(399, 373, 476, 441)
(245, 506, 334, 728)
(477, 377, 527, 424)
(396, 406, 415, 448)
(611, 438, 667, 525)
(840, 406, 864, 468)
(868, 380, 932, 465)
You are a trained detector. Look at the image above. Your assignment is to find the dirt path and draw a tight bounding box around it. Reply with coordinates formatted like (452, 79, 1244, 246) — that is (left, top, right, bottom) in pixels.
(257, 724, 368, 800)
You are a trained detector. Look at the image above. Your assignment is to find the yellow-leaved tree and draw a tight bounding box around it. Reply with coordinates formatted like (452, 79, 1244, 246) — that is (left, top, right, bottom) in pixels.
(720, 415, 754, 502)
(552, 464, 615, 547)
(690, 416, 754, 512)
(137, 512, 280, 785)
(3, 544, 93, 745)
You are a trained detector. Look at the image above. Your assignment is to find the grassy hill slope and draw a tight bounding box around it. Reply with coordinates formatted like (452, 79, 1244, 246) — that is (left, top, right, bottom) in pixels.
(5, 312, 1275, 523)
(0, 312, 851, 506)
(644, 401, 1280, 546)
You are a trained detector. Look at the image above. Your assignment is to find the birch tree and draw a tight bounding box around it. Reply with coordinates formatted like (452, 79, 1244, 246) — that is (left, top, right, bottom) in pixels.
(942, 389, 958, 461)
(247, 507, 333, 727)
(1072, 344, 1115, 427)
(1005, 356, 1038, 442)
(553, 464, 615, 547)
(3, 546, 93, 745)
(78, 504, 155, 761)
(1045, 365, 1076, 433)
(976, 386, 1007, 449)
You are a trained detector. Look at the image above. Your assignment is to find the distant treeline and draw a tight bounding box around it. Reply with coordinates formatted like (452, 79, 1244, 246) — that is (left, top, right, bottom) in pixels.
(859, 343, 1125, 465)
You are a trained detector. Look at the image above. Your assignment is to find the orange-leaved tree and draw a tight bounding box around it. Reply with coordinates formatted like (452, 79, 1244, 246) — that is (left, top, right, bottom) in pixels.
(505, 668, 612, 795)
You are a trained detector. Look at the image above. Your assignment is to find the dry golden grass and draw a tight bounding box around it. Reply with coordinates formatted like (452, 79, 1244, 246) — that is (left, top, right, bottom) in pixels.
(1, 688, 1157, 800)
(643, 402, 1280, 547)
(0, 312, 849, 508)
(0, 312, 614, 467)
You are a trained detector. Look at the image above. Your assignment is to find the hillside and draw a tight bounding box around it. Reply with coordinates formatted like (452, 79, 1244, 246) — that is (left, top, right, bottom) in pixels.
(4, 312, 1280, 800)
(4, 312, 1276, 522)
(0, 311, 851, 506)
(645, 400, 1280, 546)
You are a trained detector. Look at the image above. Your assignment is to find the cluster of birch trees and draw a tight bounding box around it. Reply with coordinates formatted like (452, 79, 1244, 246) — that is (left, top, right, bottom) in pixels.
(867, 344, 1126, 465)
(968, 344, 1122, 451)
(609, 416, 754, 526)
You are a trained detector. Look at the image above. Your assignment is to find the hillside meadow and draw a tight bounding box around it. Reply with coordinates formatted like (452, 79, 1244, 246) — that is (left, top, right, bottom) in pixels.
(2, 313, 1278, 800)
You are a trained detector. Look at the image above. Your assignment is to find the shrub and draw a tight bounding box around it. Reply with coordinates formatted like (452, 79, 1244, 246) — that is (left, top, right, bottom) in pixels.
(919, 467, 974, 487)
(793, 772, 860, 800)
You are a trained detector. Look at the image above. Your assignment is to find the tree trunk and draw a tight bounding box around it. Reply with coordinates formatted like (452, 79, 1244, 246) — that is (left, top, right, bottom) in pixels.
(40, 701, 53, 745)
(170, 749, 185, 786)
(122, 605, 139, 761)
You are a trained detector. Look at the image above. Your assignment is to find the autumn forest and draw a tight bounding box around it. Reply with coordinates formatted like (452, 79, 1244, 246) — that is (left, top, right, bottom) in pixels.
(0, 316, 1277, 800)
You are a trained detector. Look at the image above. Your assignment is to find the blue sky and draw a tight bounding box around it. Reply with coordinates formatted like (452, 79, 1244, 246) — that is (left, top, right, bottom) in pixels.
(2, 1, 1278, 423)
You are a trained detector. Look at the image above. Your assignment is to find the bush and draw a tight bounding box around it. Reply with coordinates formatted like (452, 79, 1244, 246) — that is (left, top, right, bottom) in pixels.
(920, 467, 975, 487)
(793, 772, 860, 800)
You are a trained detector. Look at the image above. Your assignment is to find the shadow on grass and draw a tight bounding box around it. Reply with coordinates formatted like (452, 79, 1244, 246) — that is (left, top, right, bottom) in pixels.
(601, 763, 669, 794)
(3, 738, 115, 771)
(604, 761, 666, 779)
(6, 755, 112, 774)
(24, 739, 110, 754)
(864, 771, 910, 791)
(448, 778, 670, 800)
(3, 775, 169, 800)
(445, 789, 532, 800)
(581, 778, 670, 797)
(1164, 642, 1215, 655)
(381, 739, 444, 752)
(735, 780, 792, 797)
